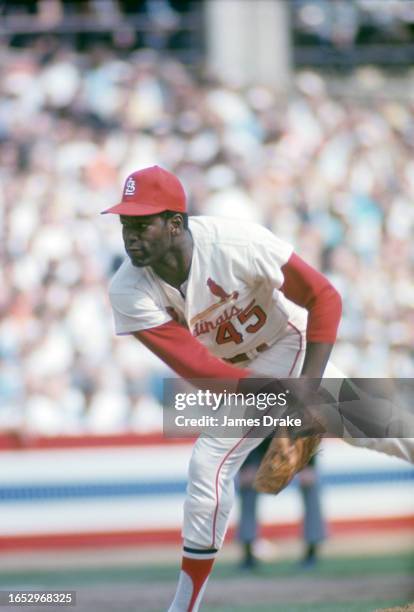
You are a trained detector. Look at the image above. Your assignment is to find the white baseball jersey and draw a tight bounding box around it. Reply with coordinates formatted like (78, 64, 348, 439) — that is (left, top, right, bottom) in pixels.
(109, 216, 307, 360)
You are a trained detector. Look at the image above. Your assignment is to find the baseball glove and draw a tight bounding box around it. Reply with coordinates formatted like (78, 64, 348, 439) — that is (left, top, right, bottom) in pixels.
(254, 432, 322, 494)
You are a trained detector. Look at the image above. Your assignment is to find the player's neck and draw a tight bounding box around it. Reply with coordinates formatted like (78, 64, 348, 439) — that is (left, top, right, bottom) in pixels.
(151, 229, 193, 289)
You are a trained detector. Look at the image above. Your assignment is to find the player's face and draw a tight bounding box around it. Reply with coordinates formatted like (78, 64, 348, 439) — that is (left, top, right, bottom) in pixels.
(120, 214, 172, 267)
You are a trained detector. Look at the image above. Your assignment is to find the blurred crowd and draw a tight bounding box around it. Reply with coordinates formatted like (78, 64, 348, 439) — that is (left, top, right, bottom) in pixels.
(5, 0, 198, 59)
(1, 41, 414, 436)
(294, 0, 414, 49)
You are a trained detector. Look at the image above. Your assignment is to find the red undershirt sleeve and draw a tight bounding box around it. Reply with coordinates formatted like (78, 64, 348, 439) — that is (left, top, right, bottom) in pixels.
(281, 252, 342, 343)
(135, 320, 251, 382)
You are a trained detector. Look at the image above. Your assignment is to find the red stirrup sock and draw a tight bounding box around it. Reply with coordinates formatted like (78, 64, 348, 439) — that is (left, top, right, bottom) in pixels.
(167, 547, 217, 611)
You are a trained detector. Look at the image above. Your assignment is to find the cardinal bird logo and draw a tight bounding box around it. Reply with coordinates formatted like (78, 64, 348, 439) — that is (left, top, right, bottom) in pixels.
(190, 278, 239, 327)
(206, 278, 238, 301)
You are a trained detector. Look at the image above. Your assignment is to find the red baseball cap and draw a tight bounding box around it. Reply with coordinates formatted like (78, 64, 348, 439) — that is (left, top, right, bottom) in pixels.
(101, 165, 186, 216)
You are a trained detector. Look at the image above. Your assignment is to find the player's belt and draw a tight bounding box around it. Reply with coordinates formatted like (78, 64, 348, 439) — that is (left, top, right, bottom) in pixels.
(224, 342, 271, 364)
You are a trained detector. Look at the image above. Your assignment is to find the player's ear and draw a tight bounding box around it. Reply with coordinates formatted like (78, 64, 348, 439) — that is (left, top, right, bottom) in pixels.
(169, 213, 184, 235)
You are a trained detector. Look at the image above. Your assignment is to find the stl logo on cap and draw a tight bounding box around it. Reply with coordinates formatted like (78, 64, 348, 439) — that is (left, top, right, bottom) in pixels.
(101, 165, 187, 216)
(124, 177, 136, 196)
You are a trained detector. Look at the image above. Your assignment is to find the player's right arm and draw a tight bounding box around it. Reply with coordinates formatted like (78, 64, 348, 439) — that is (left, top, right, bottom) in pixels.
(133, 320, 251, 382)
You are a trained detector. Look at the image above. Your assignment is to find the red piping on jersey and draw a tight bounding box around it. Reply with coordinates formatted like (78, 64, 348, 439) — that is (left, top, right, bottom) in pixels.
(281, 253, 342, 343)
(210, 324, 304, 548)
(137, 320, 251, 383)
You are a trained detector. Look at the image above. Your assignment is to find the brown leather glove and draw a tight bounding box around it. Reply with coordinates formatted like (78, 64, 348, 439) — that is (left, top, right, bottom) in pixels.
(254, 433, 322, 494)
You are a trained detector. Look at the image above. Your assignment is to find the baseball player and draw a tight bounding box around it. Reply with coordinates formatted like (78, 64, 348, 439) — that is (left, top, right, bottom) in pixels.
(102, 166, 413, 612)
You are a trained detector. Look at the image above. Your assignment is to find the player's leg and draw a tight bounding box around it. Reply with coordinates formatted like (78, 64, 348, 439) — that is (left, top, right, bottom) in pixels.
(184, 434, 266, 550)
(344, 436, 414, 463)
(168, 433, 266, 612)
(168, 323, 306, 611)
(324, 363, 414, 463)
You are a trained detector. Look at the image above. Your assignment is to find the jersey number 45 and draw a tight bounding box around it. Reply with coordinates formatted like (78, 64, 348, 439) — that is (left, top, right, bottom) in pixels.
(216, 301, 267, 345)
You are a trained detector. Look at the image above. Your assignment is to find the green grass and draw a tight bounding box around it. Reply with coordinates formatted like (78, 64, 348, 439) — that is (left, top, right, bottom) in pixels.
(0, 552, 412, 588)
(1, 553, 413, 612)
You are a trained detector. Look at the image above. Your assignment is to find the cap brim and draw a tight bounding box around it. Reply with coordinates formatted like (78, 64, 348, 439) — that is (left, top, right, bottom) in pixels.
(101, 202, 168, 216)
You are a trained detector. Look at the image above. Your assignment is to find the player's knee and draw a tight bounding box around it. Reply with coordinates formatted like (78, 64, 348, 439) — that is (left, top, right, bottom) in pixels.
(217, 480, 235, 514)
(188, 445, 233, 489)
(184, 489, 216, 514)
(186, 465, 235, 515)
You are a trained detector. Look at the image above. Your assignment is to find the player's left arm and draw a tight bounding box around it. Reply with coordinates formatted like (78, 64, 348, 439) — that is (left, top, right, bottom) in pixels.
(254, 251, 342, 495)
(281, 252, 342, 379)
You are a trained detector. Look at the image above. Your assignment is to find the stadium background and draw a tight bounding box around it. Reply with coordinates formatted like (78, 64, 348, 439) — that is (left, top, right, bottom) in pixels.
(1, 1, 413, 611)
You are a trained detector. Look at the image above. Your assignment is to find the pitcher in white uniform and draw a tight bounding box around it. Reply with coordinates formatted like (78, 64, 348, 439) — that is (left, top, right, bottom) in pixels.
(102, 166, 413, 612)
